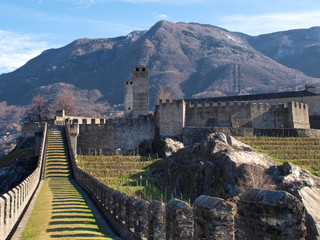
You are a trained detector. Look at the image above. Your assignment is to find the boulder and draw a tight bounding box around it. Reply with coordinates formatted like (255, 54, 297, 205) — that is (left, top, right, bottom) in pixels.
(237, 188, 306, 240)
(276, 162, 320, 239)
(152, 133, 320, 239)
(152, 133, 277, 201)
(154, 137, 184, 158)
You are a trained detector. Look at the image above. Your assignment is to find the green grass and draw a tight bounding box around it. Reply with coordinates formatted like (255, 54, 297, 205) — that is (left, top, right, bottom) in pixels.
(0, 145, 35, 168)
(237, 136, 320, 176)
(21, 131, 112, 240)
(77, 155, 188, 203)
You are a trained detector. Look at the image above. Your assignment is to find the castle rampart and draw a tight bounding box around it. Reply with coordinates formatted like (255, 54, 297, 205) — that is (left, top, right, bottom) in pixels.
(156, 99, 310, 139)
(184, 86, 320, 128)
(73, 114, 155, 154)
(185, 101, 252, 128)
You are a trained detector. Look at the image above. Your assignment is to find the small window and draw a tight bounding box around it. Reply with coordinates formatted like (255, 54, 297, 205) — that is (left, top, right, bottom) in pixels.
(142, 68, 146, 71)
(128, 107, 131, 110)
(136, 68, 139, 71)
(130, 81, 133, 85)
(126, 82, 129, 85)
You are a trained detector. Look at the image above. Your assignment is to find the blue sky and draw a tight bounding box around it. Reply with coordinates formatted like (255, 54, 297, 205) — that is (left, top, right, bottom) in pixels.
(0, 0, 320, 74)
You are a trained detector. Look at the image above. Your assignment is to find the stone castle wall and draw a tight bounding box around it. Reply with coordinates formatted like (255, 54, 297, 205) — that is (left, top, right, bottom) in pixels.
(186, 101, 252, 128)
(156, 99, 310, 138)
(0, 123, 47, 240)
(68, 114, 155, 154)
(156, 99, 186, 138)
(247, 95, 320, 128)
(65, 126, 307, 240)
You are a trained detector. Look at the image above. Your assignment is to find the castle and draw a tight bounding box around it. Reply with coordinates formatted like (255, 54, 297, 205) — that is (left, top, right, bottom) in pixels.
(4, 65, 320, 240)
(58, 65, 320, 154)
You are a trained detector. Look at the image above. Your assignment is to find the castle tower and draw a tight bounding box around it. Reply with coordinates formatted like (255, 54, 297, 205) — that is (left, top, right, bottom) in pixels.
(124, 65, 149, 118)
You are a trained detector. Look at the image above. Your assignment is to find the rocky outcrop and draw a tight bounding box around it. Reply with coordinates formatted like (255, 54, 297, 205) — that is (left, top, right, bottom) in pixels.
(276, 162, 320, 239)
(237, 188, 306, 240)
(152, 133, 320, 239)
(154, 137, 185, 158)
(153, 133, 276, 200)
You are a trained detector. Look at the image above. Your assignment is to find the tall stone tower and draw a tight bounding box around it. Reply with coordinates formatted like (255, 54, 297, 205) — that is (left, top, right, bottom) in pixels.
(124, 65, 149, 118)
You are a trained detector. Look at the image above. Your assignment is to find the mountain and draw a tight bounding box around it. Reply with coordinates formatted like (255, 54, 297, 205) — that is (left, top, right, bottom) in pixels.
(248, 27, 320, 78)
(0, 21, 319, 108)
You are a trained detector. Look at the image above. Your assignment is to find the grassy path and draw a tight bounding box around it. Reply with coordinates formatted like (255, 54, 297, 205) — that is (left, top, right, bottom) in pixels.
(21, 131, 112, 239)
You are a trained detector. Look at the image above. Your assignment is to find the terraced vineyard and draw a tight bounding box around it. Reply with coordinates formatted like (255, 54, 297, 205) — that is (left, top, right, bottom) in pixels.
(77, 155, 184, 203)
(237, 137, 320, 176)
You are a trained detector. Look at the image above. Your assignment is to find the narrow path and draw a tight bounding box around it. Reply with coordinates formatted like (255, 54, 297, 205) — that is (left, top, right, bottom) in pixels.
(20, 131, 112, 239)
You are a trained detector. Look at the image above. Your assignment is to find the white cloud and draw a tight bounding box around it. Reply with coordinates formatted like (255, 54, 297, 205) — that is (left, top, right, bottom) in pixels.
(153, 12, 171, 20)
(0, 30, 55, 74)
(220, 10, 320, 35)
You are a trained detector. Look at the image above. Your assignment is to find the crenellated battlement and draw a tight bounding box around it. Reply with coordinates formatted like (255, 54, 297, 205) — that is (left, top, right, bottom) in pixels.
(74, 114, 154, 130)
(184, 100, 309, 110)
(158, 99, 184, 106)
(156, 98, 311, 134)
(288, 101, 308, 110)
(186, 101, 252, 109)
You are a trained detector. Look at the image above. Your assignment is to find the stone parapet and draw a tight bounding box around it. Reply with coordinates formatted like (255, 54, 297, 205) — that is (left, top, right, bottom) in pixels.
(0, 123, 47, 240)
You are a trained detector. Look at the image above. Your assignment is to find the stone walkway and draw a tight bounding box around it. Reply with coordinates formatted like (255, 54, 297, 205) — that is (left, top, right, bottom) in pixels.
(19, 131, 114, 239)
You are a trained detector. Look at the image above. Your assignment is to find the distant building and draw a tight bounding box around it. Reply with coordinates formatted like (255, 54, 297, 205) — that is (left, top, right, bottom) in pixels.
(184, 85, 320, 129)
(124, 66, 149, 118)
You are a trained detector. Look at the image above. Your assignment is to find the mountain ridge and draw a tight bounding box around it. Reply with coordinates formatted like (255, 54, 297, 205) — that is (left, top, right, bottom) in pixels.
(0, 21, 319, 107)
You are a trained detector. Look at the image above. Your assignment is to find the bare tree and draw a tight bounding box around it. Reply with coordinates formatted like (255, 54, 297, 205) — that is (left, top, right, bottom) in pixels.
(157, 86, 173, 103)
(54, 89, 78, 116)
(25, 96, 49, 122)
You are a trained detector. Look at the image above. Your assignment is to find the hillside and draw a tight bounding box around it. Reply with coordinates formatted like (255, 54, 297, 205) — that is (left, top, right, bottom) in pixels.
(248, 27, 320, 78)
(0, 21, 319, 108)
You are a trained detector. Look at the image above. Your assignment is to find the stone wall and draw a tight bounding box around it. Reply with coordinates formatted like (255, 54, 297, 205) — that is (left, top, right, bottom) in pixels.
(288, 102, 310, 129)
(185, 101, 252, 128)
(72, 114, 155, 154)
(65, 126, 308, 240)
(186, 101, 310, 129)
(0, 123, 47, 240)
(155, 99, 186, 138)
(251, 102, 310, 129)
(249, 95, 320, 118)
(248, 95, 320, 128)
(156, 100, 310, 139)
(251, 102, 288, 128)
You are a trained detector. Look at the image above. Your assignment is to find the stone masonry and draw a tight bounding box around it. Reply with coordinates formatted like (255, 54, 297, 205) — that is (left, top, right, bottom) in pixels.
(124, 66, 149, 118)
(156, 99, 310, 138)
